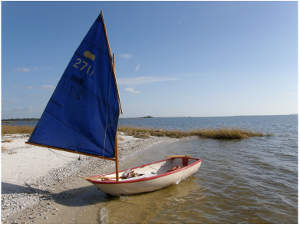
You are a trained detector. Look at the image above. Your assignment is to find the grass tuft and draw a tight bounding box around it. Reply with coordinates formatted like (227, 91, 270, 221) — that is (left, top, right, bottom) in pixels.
(118, 126, 268, 140)
(189, 127, 264, 139)
(1, 125, 35, 135)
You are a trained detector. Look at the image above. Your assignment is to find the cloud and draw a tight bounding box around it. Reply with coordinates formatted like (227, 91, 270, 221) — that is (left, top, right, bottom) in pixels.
(14, 68, 30, 72)
(124, 87, 140, 94)
(2, 98, 16, 105)
(119, 54, 132, 59)
(12, 106, 40, 113)
(14, 66, 52, 73)
(123, 105, 155, 109)
(135, 63, 140, 72)
(179, 16, 186, 24)
(27, 94, 46, 98)
(2, 106, 42, 118)
(118, 76, 179, 86)
(12, 86, 34, 89)
(41, 85, 55, 91)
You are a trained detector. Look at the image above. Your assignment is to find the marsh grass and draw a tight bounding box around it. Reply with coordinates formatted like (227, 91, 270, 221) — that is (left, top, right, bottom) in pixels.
(189, 127, 265, 139)
(118, 126, 268, 140)
(1, 125, 35, 135)
(1, 124, 270, 140)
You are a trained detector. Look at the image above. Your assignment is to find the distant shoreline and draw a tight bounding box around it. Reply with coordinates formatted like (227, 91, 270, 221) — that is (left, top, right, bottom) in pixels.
(2, 118, 39, 123)
(120, 114, 298, 119)
(2, 114, 297, 122)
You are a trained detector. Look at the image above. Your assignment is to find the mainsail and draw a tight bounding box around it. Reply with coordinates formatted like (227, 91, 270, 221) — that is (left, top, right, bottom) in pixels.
(27, 12, 121, 160)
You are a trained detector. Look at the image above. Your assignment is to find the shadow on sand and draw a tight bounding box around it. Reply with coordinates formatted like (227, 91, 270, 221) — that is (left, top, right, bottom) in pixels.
(2, 175, 202, 212)
(1, 181, 117, 207)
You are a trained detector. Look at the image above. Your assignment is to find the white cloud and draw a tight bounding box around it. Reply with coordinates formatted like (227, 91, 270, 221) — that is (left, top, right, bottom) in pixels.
(12, 86, 34, 89)
(118, 76, 179, 86)
(41, 85, 55, 91)
(14, 68, 30, 72)
(2, 106, 42, 118)
(2, 98, 16, 105)
(14, 66, 52, 73)
(119, 54, 132, 59)
(27, 94, 46, 98)
(12, 106, 40, 113)
(135, 63, 140, 72)
(123, 105, 155, 109)
(179, 16, 186, 24)
(124, 87, 140, 94)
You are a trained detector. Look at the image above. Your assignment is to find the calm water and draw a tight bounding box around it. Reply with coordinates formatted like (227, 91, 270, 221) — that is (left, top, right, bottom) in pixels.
(6, 115, 298, 223)
(99, 115, 298, 223)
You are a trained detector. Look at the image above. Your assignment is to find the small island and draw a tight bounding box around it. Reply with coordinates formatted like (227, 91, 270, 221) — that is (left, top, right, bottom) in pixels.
(140, 116, 154, 119)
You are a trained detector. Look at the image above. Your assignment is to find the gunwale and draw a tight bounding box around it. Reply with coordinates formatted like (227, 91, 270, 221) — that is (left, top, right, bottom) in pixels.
(86, 157, 202, 184)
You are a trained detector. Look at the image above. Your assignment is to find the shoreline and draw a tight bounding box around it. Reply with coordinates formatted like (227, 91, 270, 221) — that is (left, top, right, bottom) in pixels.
(1, 132, 177, 224)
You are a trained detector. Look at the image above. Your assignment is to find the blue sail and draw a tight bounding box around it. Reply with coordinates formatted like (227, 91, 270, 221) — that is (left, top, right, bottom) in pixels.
(28, 13, 121, 159)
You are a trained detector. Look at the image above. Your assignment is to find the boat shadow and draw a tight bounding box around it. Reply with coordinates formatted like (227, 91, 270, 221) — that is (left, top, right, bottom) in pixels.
(2, 175, 202, 210)
(1, 181, 119, 207)
(2, 182, 35, 195)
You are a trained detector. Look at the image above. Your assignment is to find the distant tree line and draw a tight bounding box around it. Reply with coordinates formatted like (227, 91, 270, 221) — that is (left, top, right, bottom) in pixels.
(2, 118, 40, 122)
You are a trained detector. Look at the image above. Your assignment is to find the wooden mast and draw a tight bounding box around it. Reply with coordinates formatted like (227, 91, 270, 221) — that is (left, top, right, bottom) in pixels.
(100, 11, 123, 114)
(113, 53, 120, 181)
(115, 129, 120, 181)
(101, 10, 122, 181)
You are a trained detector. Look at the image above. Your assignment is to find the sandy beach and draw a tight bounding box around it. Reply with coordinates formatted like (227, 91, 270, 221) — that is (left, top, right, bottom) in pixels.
(1, 133, 176, 224)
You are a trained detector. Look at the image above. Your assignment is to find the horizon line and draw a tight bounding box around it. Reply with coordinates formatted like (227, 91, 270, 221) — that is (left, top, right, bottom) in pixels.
(2, 113, 298, 121)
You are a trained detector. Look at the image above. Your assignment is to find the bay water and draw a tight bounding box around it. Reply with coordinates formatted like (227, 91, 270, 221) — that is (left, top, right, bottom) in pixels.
(103, 115, 298, 223)
(5, 115, 298, 223)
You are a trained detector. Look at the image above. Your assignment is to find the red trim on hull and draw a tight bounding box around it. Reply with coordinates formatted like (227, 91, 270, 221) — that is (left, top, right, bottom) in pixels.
(86, 157, 202, 184)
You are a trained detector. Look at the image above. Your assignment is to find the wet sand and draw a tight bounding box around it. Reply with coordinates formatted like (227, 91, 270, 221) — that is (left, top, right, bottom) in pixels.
(1, 133, 177, 223)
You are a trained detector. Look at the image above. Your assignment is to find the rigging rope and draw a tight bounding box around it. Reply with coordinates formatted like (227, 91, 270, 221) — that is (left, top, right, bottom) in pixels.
(48, 148, 79, 162)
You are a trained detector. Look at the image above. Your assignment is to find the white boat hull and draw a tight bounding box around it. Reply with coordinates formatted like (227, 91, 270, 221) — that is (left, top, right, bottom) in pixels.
(84, 157, 202, 196)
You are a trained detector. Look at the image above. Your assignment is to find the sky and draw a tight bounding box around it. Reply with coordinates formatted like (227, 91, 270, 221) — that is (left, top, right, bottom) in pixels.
(1, 1, 298, 119)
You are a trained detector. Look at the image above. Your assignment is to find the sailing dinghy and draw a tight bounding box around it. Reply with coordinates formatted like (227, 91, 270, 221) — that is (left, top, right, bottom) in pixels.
(82, 156, 202, 196)
(26, 11, 202, 196)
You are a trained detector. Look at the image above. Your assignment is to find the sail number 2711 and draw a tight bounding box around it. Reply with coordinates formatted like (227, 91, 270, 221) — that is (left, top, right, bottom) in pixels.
(73, 58, 94, 76)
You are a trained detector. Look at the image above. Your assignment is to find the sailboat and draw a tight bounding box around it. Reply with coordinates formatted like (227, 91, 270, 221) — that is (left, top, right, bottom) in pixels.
(26, 11, 202, 196)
